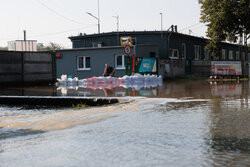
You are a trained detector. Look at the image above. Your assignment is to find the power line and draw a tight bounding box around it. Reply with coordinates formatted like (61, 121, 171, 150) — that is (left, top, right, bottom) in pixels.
(35, 0, 84, 25)
(29, 25, 96, 38)
(191, 24, 206, 31)
(0, 25, 96, 41)
(179, 23, 202, 32)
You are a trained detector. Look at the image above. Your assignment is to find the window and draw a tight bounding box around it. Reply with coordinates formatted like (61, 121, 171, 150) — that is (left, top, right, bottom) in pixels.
(194, 45, 201, 60)
(236, 51, 240, 60)
(115, 55, 125, 69)
(77, 56, 91, 70)
(170, 49, 179, 59)
(221, 49, 226, 60)
(229, 50, 233, 60)
(181, 43, 186, 59)
(92, 42, 102, 47)
(242, 52, 245, 61)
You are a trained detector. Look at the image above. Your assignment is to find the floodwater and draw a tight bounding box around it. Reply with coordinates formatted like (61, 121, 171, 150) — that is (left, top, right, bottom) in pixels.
(0, 80, 250, 167)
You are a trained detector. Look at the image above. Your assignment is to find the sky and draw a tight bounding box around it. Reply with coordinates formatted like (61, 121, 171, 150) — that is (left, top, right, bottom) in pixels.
(0, 0, 207, 48)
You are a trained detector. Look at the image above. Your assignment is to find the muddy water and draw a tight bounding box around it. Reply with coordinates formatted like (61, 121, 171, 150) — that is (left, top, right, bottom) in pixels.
(0, 80, 250, 167)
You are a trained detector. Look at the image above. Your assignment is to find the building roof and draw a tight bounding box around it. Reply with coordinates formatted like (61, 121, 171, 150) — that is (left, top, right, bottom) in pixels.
(68, 31, 241, 47)
(9, 40, 37, 42)
(55, 44, 159, 52)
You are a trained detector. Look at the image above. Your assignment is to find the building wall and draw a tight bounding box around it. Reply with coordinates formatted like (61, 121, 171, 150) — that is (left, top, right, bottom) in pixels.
(0, 51, 54, 85)
(56, 45, 159, 79)
(168, 33, 207, 60)
(70, 31, 244, 61)
(70, 32, 168, 59)
(8, 40, 37, 52)
(69, 31, 249, 77)
(56, 47, 128, 79)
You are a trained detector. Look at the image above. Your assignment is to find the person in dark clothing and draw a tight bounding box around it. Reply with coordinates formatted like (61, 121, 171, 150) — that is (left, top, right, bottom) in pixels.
(103, 64, 115, 77)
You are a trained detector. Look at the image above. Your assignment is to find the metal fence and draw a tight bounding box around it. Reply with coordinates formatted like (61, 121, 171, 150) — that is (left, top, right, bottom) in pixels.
(0, 51, 55, 85)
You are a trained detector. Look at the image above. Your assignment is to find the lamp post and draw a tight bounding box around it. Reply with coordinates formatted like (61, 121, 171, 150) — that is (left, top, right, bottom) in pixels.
(86, 0, 100, 33)
(113, 15, 119, 45)
(113, 15, 119, 32)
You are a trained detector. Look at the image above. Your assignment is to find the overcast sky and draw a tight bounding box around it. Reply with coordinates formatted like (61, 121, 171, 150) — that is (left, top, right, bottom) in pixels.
(0, 0, 207, 48)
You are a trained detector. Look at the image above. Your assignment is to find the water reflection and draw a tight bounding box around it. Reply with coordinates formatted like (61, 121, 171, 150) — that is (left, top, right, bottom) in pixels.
(208, 137, 250, 153)
(0, 80, 249, 99)
(56, 80, 250, 99)
(0, 128, 44, 140)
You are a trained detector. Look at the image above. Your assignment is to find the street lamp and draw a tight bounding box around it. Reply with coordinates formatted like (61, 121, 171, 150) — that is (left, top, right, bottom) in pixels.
(86, 12, 100, 34)
(86, 0, 100, 33)
(113, 15, 119, 32)
(113, 15, 119, 45)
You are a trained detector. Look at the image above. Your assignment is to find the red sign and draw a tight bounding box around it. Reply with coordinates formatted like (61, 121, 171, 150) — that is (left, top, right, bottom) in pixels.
(56, 53, 62, 59)
(124, 45, 131, 55)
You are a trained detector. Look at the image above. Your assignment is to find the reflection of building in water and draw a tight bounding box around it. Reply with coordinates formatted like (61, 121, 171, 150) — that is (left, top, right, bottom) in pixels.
(158, 81, 212, 99)
(210, 82, 242, 97)
(57, 87, 159, 97)
(207, 97, 250, 154)
(206, 81, 250, 156)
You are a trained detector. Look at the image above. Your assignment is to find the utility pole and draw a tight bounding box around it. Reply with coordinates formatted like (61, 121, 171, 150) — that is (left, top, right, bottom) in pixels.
(160, 13, 163, 38)
(97, 0, 100, 33)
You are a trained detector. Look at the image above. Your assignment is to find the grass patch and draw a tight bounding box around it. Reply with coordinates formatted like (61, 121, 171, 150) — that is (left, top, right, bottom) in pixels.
(72, 103, 89, 110)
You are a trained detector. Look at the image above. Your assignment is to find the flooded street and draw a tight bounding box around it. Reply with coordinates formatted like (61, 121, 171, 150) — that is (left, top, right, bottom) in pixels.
(0, 80, 250, 166)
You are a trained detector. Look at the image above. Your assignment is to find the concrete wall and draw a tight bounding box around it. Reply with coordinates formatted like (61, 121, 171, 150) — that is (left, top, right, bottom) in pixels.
(0, 51, 54, 85)
(159, 59, 185, 78)
(191, 61, 211, 76)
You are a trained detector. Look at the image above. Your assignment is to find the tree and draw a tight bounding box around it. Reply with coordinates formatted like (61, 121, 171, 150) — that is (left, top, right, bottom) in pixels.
(37, 43, 46, 51)
(46, 42, 64, 50)
(37, 42, 64, 51)
(199, 0, 250, 58)
(0, 46, 8, 50)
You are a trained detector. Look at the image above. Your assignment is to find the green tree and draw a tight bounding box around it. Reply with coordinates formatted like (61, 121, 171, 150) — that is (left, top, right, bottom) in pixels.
(37, 42, 64, 51)
(199, 0, 250, 58)
(37, 43, 46, 51)
(46, 42, 64, 50)
(0, 46, 8, 50)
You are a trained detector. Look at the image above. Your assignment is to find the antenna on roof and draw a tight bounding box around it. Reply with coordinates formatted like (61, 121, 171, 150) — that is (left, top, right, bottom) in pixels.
(189, 29, 192, 35)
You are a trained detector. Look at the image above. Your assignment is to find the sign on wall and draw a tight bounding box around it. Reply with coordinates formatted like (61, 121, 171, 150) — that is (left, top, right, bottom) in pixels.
(124, 45, 131, 55)
(139, 57, 157, 73)
(211, 61, 242, 76)
(120, 36, 132, 46)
